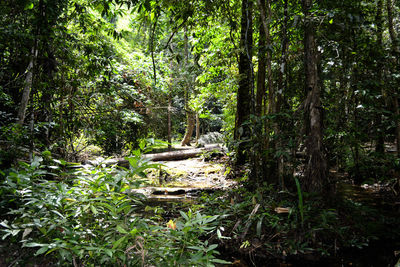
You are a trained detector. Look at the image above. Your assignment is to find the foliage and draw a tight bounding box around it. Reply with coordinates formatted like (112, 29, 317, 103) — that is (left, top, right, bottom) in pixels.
(0, 154, 226, 266)
(198, 183, 400, 260)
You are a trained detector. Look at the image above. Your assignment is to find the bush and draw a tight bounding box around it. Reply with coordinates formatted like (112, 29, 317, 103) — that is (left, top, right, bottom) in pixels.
(0, 153, 227, 266)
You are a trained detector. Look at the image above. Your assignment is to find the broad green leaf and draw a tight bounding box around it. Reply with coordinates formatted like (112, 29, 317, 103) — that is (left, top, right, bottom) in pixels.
(116, 225, 128, 234)
(24, 242, 48, 248)
(206, 244, 218, 252)
(0, 221, 10, 229)
(112, 236, 127, 249)
(90, 205, 98, 215)
(24, 2, 34, 10)
(35, 246, 49, 256)
(104, 248, 113, 257)
(211, 258, 232, 264)
(22, 228, 33, 239)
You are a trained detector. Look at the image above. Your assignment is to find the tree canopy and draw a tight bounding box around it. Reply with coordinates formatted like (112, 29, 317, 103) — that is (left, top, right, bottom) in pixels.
(1, 0, 400, 265)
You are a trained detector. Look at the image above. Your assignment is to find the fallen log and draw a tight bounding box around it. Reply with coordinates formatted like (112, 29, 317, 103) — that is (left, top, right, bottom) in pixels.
(145, 144, 221, 161)
(115, 144, 223, 167)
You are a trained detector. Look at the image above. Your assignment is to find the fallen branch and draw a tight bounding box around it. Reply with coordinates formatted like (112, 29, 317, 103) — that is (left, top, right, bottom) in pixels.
(115, 144, 223, 167)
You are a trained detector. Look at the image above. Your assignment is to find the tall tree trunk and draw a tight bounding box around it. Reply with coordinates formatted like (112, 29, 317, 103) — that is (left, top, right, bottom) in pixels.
(302, 0, 327, 192)
(276, 0, 289, 189)
(150, 13, 159, 86)
(256, 0, 266, 117)
(375, 0, 385, 153)
(235, 0, 254, 165)
(17, 46, 38, 125)
(386, 0, 400, 157)
(167, 93, 172, 150)
(256, 0, 275, 183)
(195, 113, 200, 143)
(180, 28, 195, 146)
(181, 111, 195, 146)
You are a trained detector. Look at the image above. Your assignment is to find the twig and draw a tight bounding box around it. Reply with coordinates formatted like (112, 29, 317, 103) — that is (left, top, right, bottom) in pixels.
(164, 17, 189, 49)
(240, 203, 261, 240)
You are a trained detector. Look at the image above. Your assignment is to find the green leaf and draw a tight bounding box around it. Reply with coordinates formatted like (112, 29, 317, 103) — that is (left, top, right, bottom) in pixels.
(256, 217, 263, 237)
(22, 228, 33, 239)
(104, 248, 113, 257)
(180, 211, 189, 221)
(188, 246, 203, 251)
(116, 225, 128, 234)
(0, 221, 10, 229)
(35, 246, 49, 256)
(329, 19, 333, 24)
(206, 244, 218, 252)
(90, 205, 98, 215)
(51, 210, 65, 218)
(24, 2, 34, 10)
(24, 242, 48, 248)
(112, 236, 127, 249)
(211, 258, 232, 264)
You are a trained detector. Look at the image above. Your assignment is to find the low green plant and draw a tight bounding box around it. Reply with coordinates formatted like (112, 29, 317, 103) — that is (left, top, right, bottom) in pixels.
(294, 177, 304, 226)
(0, 153, 228, 266)
(143, 209, 230, 266)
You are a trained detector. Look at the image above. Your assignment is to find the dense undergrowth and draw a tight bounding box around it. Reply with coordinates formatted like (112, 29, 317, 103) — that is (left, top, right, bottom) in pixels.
(1, 151, 399, 266)
(200, 185, 400, 263)
(0, 152, 229, 266)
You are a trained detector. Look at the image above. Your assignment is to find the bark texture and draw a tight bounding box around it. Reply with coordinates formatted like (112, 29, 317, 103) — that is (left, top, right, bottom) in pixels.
(17, 47, 38, 125)
(167, 93, 172, 150)
(302, 0, 327, 192)
(256, 0, 266, 117)
(181, 112, 195, 146)
(386, 0, 400, 157)
(375, 0, 385, 153)
(235, 0, 253, 165)
(180, 28, 195, 146)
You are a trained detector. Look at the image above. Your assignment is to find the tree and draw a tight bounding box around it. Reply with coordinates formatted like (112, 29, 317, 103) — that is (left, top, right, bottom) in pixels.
(302, 0, 327, 192)
(235, 0, 254, 165)
(386, 0, 400, 157)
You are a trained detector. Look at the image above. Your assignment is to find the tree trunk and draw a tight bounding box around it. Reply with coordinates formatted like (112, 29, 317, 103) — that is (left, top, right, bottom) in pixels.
(375, 0, 385, 154)
(256, 0, 276, 183)
(276, 0, 289, 189)
(17, 46, 38, 125)
(181, 112, 195, 146)
(302, 0, 327, 193)
(113, 144, 223, 166)
(195, 113, 200, 143)
(150, 15, 159, 86)
(235, 0, 254, 165)
(256, 0, 266, 117)
(180, 28, 195, 146)
(167, 93, 172, 150)
(386, 0, 400, 157)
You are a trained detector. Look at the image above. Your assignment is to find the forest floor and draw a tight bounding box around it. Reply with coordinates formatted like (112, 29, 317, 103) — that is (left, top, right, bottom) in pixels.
(134, 146, 400, 266)
(2, 145, 399, 266)
(129, 143, 236, 201)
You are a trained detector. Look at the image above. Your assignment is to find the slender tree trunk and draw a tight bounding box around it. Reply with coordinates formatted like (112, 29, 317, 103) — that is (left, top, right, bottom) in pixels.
(387, 0, 400, 157)
(167, 93, 172, 150)
(375, 0, 385, 153)
(265, 0, 273, 119)
(181, 112, 195, 146)
(302, 0, 327, 192)
(256, 0, 275, 183)
(195, 113, 200, 143)
(235, 0, 254, 164)
(276, 0, 289, 189)
(17, 46, 38, 125)
(256, 0, 266, 117)
(180, 28, 195, 146)
(150, 14, 159, 86)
